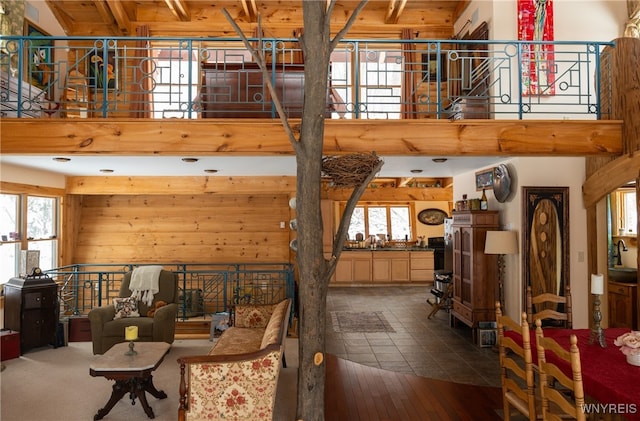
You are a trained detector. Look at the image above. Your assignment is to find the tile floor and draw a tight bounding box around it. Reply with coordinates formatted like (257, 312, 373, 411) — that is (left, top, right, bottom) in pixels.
(325, 285, 501, 388)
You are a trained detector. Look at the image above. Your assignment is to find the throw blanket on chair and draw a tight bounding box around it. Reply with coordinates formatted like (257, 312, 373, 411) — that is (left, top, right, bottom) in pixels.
(129, 266, 163, 307)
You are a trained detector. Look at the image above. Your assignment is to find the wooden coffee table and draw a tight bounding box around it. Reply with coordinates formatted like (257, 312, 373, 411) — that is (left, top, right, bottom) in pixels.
(90, 342, 171, 420)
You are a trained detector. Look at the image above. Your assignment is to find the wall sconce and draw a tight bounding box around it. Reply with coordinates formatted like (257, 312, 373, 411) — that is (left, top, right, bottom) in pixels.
(484, 231, 519, 312)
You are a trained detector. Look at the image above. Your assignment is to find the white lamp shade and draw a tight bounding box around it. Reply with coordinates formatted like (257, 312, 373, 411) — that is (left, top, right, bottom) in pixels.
(484, 231, 519, 255)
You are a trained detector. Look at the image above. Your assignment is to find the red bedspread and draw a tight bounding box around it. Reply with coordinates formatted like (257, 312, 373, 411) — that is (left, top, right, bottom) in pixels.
(504, 327, 639, 420)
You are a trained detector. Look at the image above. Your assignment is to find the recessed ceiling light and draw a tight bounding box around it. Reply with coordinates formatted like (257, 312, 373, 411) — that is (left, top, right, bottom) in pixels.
(99, 169, 114, 173)
(432, 158, 448, 163)
(204, 169, 218, 174)
(182, 157, 199, 163)
(53, 157, 70, 162)
(410, 169, 423, 174)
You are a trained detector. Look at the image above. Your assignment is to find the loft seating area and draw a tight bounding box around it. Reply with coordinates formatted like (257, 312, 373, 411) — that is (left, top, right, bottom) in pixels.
(0, 33, 613, 120)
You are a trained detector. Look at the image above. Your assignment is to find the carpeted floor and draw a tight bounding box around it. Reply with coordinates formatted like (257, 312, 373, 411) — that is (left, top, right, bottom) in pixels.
(0, 338, 298, 421)
(330, 311, 395, 333)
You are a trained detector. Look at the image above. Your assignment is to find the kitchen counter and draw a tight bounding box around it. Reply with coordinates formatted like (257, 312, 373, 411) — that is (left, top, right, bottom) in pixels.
(333, 249, 435, 284)
(343, 247, 435, 252)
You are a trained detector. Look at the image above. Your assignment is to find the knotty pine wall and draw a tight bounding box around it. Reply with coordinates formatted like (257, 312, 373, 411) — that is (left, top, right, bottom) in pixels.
(70, 193, 294, 264)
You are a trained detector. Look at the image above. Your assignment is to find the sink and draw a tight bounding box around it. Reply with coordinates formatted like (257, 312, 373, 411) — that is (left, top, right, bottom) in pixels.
(608, 267, 638, 284)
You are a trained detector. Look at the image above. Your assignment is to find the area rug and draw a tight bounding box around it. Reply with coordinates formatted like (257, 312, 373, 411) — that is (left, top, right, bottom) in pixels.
(331, 311, 395, 333)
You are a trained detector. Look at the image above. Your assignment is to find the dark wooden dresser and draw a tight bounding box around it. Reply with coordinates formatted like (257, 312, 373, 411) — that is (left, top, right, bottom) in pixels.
(4, 274, 59, 353)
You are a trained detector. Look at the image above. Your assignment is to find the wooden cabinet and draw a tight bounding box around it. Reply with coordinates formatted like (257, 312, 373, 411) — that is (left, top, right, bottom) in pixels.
(608, 282, 637, 329)
(334, 251, 372, 284)
(201, 62, 305, 118)
(410, 251, 435, 282)
(372, 251, 410, 283)
(3, 275, 58, 353)
(451, 211, 499, 336)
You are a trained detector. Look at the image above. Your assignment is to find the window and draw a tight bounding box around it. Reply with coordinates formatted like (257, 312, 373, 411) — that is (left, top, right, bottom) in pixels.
(343, 203, 413, 241)
(0, 194, 20, 282)
(613, 187, 637, 235)
(152, 49, 200, 119)
(611, 186, 637, 236)
(329, 48, 403, 120)
(0, 193, 59, 282)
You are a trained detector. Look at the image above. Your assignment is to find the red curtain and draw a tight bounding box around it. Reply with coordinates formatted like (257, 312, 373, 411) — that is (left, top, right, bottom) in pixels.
(129, 25, 154, 118)
(401, 28, 416, 119)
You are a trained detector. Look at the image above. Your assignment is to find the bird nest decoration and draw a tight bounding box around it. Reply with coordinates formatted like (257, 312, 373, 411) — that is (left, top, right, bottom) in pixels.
(322, 152, 382, 188)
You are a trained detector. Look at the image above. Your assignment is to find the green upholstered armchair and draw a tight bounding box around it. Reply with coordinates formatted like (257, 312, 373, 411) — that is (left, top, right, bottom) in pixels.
(88, 269, 179, 354)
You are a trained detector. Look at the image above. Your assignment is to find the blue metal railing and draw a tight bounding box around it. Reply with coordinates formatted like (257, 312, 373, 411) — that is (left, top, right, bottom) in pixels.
(43, 263, 295, 321)
(0, 35, 614, 120)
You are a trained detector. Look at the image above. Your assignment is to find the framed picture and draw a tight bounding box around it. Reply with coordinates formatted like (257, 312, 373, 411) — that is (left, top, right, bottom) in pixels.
(417, 208, 448, 226)
(475, 168, 494, 191)
(422, 53, 447, 81)
(87, 49, 120, 90)
(23, 20, 54, 99)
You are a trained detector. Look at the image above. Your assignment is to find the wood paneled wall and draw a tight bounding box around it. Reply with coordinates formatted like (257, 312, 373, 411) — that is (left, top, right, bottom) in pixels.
(70, 193, 293, 264)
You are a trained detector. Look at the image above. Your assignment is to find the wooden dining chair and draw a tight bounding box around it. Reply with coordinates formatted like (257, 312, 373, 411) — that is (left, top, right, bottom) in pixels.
(526, 285, 572, 329)
(496, 302, 539, 421)
(535, 327, 586, 421)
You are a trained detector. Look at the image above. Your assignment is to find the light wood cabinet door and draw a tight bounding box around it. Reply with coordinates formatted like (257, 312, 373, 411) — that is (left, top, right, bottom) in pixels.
(410, 251, 434, 282)
(353, 257, 372, 283)
(334, 258, 353, 283)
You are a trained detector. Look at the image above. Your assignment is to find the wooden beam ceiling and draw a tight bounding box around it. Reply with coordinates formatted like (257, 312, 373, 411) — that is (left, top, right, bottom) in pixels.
(163, 0, 191, 21)
(385, 0, 408, 24)
(240, 0, 259, 22)
(105, 0, 132, 35)
(44, 0, 462, 38)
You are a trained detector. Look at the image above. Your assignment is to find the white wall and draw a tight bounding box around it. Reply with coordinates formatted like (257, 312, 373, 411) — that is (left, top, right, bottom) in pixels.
(0, 162, 65, 188)
(450, 0, 627, 328)
(453, 157, 589, 327)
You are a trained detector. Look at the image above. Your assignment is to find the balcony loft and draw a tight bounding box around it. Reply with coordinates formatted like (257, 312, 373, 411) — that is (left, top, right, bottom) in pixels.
(0, 35, 626, 158)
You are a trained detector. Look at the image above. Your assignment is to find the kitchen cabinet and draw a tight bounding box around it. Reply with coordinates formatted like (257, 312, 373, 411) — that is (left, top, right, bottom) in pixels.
(608, 281, 637, 329)
(410, 251, 435, 282)
(3, 275, 59, 353)
(334, 251, 372, 284)
(451, 211, 499, 341)
(372, 251, 410, 283)
(333, 250, 432, 284)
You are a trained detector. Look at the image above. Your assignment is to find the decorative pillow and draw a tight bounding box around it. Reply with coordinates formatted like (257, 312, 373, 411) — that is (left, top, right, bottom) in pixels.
(113, 296, 140, 319)
(234, 304, 274, 328)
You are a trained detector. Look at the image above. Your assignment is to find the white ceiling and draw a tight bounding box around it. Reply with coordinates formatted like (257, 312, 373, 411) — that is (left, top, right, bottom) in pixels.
(0, 155, 505, 177)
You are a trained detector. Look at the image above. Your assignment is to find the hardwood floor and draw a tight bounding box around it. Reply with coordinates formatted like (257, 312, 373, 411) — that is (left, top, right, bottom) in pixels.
(324, 353, 504, 421)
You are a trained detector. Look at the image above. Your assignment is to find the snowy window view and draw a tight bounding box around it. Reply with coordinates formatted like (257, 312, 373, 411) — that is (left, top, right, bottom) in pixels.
(0, 194, 59, 281)
(347, 205, 411, 241)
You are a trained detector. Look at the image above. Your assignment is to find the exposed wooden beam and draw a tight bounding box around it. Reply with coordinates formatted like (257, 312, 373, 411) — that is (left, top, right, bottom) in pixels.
(582, 154, 640, 207)
(323, 186, 452, 201)
(0, 119, 623, 157)
(105, 0, 131, 35)
(163, 0, 191, 21)
(65, 176, 296, 195)
(385, 0, 407, 24)
(239, 0, 258, 22)
(397, 177, 413, 187)
(94, 0, 120, 35)
(44, 0, 74, 35)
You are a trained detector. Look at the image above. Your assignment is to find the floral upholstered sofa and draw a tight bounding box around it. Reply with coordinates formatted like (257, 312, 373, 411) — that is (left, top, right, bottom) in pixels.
(177, 298, 291, 421)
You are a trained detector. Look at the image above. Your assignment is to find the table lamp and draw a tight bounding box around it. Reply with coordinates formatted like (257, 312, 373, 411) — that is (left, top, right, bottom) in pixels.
(125, 325, 139, 356)
(484, 231, 519, 312)
(589, 273, 607, 348)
